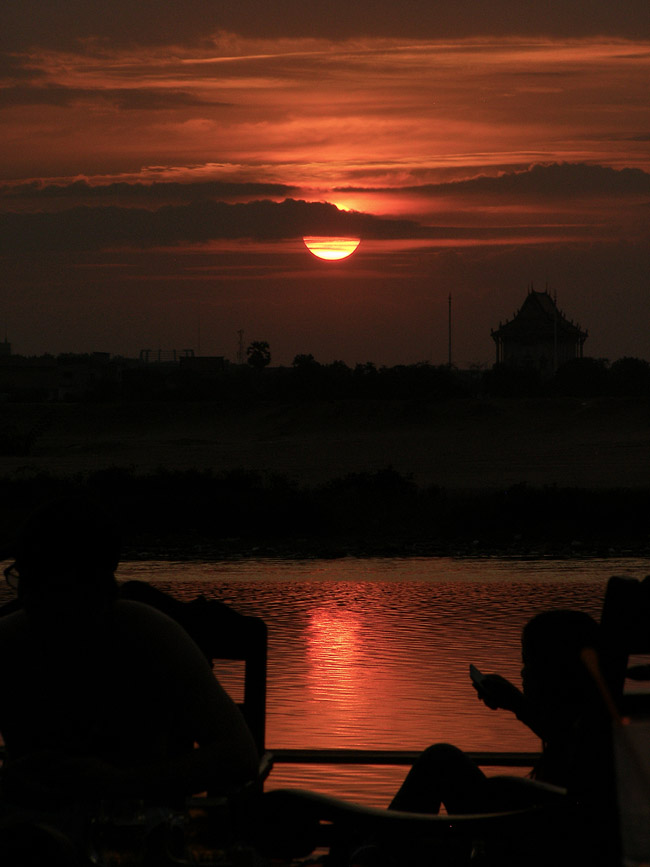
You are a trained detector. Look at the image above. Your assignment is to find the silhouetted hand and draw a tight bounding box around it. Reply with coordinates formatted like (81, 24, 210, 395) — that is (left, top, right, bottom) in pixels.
(472, 673, 524, 714)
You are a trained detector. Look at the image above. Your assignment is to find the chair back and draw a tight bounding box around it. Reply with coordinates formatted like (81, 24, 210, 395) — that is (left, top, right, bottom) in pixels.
(600, 575, 650, 716)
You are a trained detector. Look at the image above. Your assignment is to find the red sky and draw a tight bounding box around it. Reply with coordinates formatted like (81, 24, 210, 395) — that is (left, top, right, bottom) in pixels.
(1, 2, 649, 367)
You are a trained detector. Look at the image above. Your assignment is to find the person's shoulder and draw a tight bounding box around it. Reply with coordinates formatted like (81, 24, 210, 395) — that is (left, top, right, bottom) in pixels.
(114, 598, 183, 629)
(113, 599, 203, 649)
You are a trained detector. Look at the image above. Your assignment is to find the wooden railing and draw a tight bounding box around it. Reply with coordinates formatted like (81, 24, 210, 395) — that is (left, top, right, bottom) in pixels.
(270, 748, 539, 767)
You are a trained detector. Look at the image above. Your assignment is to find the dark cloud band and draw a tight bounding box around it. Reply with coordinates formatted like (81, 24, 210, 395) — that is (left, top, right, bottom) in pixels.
(0, 198, 427, 251)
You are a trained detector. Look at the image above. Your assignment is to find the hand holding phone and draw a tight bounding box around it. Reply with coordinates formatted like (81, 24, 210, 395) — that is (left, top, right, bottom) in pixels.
(469, 663, 487, 687)
(470, 663, 499, 709)
(469, 665, 523, 713)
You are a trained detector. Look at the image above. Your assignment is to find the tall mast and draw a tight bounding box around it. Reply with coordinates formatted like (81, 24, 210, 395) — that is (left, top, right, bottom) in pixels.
(448, 293, 452, 367)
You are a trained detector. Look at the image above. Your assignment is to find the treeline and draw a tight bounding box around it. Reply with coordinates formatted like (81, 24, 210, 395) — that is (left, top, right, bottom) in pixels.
(486, 356, 650, 399)
(69, 354, 650, 402)
(2, 353, 650, 403)
(118, 358, 469, 403)
(1, 466, 649, 559)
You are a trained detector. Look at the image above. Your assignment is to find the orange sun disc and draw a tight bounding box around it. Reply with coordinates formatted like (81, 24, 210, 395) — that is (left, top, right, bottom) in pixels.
(303, 236, 361, 260)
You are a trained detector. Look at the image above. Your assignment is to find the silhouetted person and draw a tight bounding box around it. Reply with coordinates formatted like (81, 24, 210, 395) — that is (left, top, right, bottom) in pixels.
(391, 610, 611, 808)
(0, 496, 258, 818)
(386, 610, 616, 864)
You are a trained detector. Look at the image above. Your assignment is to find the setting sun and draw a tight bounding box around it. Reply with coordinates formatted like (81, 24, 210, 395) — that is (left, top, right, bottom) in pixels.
(303, 237, 361, 260)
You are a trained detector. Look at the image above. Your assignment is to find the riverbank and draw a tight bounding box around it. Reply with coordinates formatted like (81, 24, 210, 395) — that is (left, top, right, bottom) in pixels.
(1, 396, 649, 490)
(1, 464, 649, 562)
(0, 396, 648, 561)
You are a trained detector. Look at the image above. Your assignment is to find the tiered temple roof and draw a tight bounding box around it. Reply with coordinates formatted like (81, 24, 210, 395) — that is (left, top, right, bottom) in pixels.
(491, 289, 588, 374)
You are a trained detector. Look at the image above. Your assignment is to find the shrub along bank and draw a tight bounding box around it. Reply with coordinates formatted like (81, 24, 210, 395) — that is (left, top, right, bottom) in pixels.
(0, 466, 648, 560)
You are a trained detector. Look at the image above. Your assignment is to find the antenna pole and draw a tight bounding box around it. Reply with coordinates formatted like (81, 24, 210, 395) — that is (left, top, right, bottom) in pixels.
(448, 293, 452, 367)
(553, 292, 558, 372)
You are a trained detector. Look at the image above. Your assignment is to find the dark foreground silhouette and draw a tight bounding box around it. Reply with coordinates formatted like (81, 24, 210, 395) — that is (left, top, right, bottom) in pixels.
(0, 496, 259, 856)
(333, 610, 618, 866)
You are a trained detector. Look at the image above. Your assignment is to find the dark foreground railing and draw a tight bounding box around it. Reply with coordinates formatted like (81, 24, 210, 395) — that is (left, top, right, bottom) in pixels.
(270, 748, 539, 767)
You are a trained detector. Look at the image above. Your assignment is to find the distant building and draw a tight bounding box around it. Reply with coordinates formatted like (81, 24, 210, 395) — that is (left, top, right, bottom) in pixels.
(57, 352, 116, 401)
(0, 356, 58, 400)
(491, 289, 588, 377)
(139, 349, 195, 364)
(0, 353, 126, 401)
(179, 356, 228, 373)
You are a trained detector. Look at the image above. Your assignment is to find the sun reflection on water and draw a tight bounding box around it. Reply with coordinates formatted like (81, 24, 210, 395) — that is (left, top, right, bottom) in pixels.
(307, 607, 362, 708)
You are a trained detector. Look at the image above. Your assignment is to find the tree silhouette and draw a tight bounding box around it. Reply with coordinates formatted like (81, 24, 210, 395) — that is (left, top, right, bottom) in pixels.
(607, 357, 650, 396)
(292, 353, 319, 369)
(552, 357, 608, 398)
(246, 341, 271, 370)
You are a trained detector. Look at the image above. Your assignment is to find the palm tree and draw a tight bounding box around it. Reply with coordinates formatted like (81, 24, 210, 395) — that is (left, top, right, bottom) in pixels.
(246, 341, 271, 370)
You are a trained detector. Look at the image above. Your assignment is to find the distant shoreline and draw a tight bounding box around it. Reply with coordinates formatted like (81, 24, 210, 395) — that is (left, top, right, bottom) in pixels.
(119, 538, 650, 563)
(1, 397, 649, 564)
(2, 464, 650, 563)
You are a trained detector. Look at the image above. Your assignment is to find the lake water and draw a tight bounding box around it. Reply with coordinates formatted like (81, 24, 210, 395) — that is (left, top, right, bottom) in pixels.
(111, 555, 648, 807)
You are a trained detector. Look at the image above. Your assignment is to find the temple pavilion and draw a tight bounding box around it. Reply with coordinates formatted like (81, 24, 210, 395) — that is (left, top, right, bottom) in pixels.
(491, 289, 588, 377)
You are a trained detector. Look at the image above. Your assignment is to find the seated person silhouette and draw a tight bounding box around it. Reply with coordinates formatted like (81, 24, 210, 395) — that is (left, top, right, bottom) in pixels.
(390, 609, 612, 817)
(0, 496, 259, 814)
(375, 608, 618, 867)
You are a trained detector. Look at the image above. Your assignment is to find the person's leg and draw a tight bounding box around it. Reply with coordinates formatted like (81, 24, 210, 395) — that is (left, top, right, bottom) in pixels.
(389, 743, 491, 814)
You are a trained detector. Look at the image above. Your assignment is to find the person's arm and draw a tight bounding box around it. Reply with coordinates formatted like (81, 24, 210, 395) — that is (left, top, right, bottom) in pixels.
(3, 609, 260, 803)
(137, 676, 260, 798)
(72, 603, 260, 800)
(115, 680, 260, 799)
(63, 704, 259, 801)
(2, 726, 259, 803)
(126, 602, 261, 797)
(473, 673, 547, 738)
(0, 602, 260, 805)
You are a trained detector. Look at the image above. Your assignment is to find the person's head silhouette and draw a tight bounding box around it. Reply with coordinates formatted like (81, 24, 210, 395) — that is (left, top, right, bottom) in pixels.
(5, 495, 121, 620)
(521, 609, 600, 706)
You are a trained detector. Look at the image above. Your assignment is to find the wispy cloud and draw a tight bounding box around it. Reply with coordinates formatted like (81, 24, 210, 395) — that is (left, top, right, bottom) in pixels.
(0, 84, 233, 110)
(0, 177, 298, 203)
(338, 163, 650, 199)
(3, 37, 649, 186)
